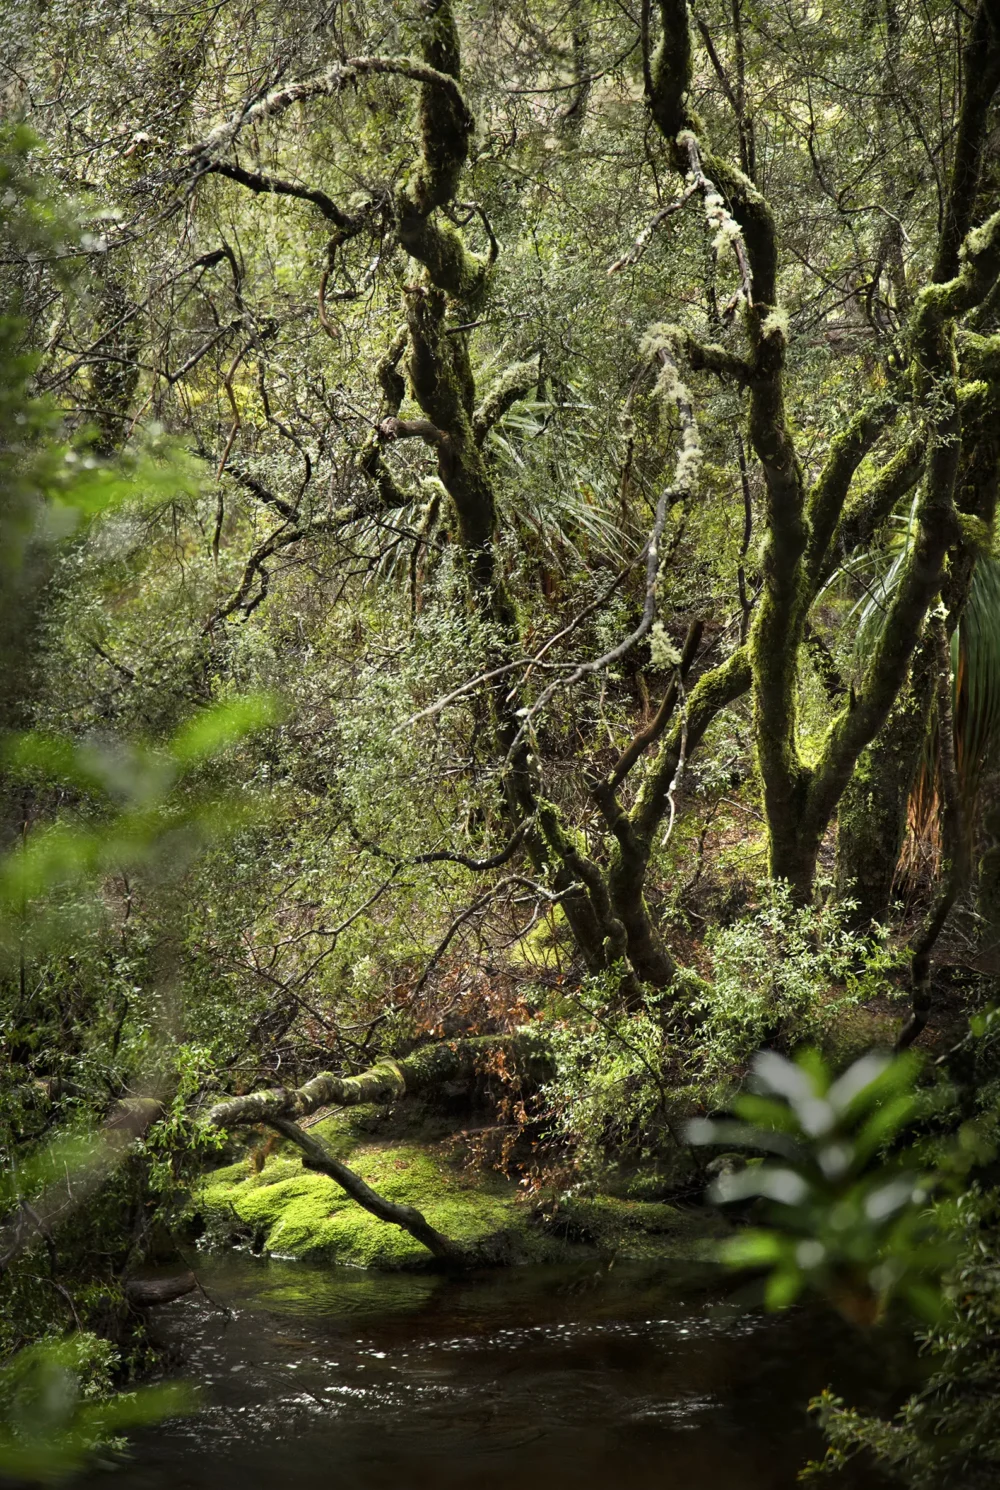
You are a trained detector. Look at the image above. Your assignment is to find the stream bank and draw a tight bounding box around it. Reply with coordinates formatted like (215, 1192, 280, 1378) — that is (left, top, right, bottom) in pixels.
(193, 1101, 729, 1268)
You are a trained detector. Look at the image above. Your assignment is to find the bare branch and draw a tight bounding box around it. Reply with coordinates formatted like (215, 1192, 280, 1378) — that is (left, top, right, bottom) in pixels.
(350, 818, 533, 873)
(199, 160, 355, 227)
(608, 181, 699, 274)
(411, 877, 581, 996)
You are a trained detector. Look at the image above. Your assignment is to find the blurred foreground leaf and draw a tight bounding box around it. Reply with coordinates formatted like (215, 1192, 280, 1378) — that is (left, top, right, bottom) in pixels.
(0, 1339, 195, 1485)
(688, 1049, 963, 1324)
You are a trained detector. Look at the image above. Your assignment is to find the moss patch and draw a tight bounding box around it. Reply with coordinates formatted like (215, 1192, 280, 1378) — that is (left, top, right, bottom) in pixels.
(194, 1124, 729, 1270)
(817, 999, 905, 1064)
(537, 1195, 728, 1261)
(197, 1136, 537, 1268)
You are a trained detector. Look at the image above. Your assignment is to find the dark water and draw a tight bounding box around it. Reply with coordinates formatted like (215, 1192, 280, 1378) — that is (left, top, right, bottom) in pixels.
(85, 1256, 907, 1490)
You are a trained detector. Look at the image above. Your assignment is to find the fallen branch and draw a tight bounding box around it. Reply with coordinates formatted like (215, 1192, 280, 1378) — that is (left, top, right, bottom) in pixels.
(268, 1117, 464, 1263)
(206, 1034, 551, 1267)
(124, 1271, 198, 1308)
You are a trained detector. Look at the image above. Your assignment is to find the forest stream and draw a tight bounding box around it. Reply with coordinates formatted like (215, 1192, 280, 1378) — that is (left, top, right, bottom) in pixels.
(80, 1258, 907, 1490)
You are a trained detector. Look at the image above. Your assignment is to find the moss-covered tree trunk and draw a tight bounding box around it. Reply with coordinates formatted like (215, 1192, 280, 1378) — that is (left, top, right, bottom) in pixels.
(835, 639, 935, 926)
(837, 374, 1000, 927)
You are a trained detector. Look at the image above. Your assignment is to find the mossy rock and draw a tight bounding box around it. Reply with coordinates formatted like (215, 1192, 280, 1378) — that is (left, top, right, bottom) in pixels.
(194, 1122, 729, 1270)
(537, 1194, 728, 1261)
(817, 1000, 903, 1063)
(599, 1148, 705, 1202)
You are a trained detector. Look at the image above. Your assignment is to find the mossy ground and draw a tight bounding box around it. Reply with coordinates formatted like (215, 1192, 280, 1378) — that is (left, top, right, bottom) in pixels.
(194, 1110, 727, 1270)
(535, 1194, 727, 1262)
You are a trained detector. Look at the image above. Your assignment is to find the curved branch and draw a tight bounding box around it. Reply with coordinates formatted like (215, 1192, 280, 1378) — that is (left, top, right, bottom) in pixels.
(932, 0, 1000, 283)
(473, 359, 539, 444)
(186, 55, 473, 165)
(224, 463, 298, 521)
(683, 333, 752, 384)
(199, 160, 354, 227)
(379, 415, 446, 446)
(631, 643, 752, 842)
(824, 431, 927, 582)
(391, 5, 488, 302)
(608, 180, 699, 274)
(804, 395, 900, 584)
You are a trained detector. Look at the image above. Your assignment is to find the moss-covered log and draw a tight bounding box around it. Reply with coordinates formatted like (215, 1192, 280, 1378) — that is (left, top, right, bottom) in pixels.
(207, 1033, 550, 1130)
(206, 1034, 553, 1267)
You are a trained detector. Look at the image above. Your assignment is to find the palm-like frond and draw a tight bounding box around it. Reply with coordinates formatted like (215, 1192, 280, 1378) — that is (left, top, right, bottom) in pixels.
(954, 553, 1000, 806)
(489, 396, 640, 565)
(825, 516, 1000, 872)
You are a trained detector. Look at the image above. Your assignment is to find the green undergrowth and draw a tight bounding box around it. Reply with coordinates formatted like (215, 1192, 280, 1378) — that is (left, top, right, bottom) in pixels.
(536, 1194, 728, 1261)
(193, 1108, 727, 1270)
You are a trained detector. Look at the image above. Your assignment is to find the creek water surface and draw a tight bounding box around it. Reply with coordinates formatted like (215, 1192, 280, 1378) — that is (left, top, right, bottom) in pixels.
(84, 1255, 907, 1490)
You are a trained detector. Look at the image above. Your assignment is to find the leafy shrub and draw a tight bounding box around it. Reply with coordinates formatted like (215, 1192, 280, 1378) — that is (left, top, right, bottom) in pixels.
(801, 1011, 1000, 1486)
(541, 977, 681, 1180)
(0, 1334, 192, 1485)
(695, 886, 893, 1071)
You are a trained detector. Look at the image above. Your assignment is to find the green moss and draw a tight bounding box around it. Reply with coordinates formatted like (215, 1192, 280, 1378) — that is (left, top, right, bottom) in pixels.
(542, 1195, 727, 1261)
(816, 1001, 904, 1065)
(509, 902, 569, 971)
(307, 1104, 388, 1153)
(197, 1136, 529, 1268)
(194, 1127, 729, 1269)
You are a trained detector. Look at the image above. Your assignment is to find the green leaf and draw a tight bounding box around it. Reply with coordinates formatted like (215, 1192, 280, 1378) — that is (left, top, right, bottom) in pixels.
(719, 1229, 787, 1266)
(169, 695, 282, 766)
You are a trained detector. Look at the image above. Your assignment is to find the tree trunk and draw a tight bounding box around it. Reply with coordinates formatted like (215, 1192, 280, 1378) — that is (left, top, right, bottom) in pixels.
(835, 638, 935, 927)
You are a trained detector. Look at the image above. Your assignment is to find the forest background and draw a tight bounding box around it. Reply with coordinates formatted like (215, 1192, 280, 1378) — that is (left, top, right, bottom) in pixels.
(4, 0, 1000, 1483)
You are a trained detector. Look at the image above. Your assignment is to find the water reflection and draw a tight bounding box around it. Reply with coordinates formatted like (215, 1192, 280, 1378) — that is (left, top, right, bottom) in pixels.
(82, 1257, 903, 1490)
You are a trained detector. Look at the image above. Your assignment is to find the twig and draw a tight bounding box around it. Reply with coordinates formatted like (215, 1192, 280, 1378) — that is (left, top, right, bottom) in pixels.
(608, 181, 700, 274)
(662, 680, 689, 843)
